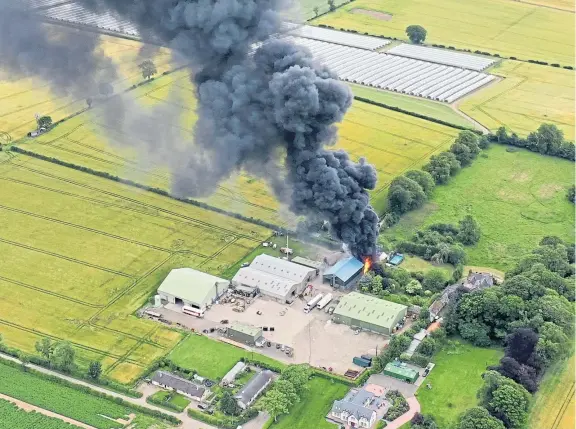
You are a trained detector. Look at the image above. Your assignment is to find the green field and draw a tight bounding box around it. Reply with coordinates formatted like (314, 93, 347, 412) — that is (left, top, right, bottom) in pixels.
(19, 69, 459, 217)
(271, 377, 349, 429)
(0, 361, 139, 429)
(380, 144, 575, 270)
(460, 60, 575, 140)
(417, 342, 504, 427)
(0, 152, 270, 383)
(314, 0, 575, 65)
(349, 84, 475, 129)
(147, 390, 191, 412)
(297, 0, 349, 19)
(0, 24, 173, 143)
(0, 398, 81, 429)
(168, 334, 286, 379)
(529, 355, 575, 429)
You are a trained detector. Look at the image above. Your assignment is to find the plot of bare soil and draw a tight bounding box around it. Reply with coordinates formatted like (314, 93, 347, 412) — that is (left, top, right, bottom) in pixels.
(351, 8, 393, 21)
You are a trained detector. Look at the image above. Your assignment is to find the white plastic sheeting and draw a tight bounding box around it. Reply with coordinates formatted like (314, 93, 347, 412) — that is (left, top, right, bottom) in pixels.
(285, 23, 389, 51)
(39, 2, 140, 36)
(288, 37, 496, 102)
(387, 44, 497, 71)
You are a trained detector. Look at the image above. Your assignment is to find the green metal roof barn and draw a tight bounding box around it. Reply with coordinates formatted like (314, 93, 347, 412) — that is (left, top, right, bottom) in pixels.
(332, 292, 407, 335)
(383, 362, 419, 383)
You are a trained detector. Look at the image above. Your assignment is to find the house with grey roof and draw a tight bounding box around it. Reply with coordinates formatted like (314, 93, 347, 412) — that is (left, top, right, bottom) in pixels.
(464, 272, 495, 290)
(151, 371, 206, 401)
(330, 388, 387, 428)
(235, 370, 274, 409)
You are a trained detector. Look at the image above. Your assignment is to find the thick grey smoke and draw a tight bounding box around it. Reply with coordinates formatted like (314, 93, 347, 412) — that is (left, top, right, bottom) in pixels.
(45, 0, 382, 255)
(0, 1, 117, 99)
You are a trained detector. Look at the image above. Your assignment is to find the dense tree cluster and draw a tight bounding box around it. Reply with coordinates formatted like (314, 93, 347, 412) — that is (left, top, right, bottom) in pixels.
(411, 413, 439, 429)
(138, 60, 157, 80)
(495, 124, 575, 160)
(34, 338, 75, 373)
(445, 237, 574, 362)
(406, 25, 427, 44)
(261, 365, 311, 422)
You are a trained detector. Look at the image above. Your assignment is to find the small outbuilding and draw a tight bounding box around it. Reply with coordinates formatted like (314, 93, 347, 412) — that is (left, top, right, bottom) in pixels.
(226, 322, 263, 346)
(291, 256, 322, 275)
(323, 257, 364, 288)
(235, 370, 274, 409)
(157, 268, 229, 315)
(151, 371, 206, 400)
(383, 362, 419, 383)
(221, 361, 247, 386)
(332, 292, 407, 335)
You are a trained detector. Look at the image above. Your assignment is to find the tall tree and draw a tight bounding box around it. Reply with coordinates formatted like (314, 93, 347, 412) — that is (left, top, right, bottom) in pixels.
(456, 407, 505, 429)
(457, 215, 481, 245)
(327, 0, 336, 11)
(451, 142, 473, 166)
(52, 342, 75, 373)
(88, 361, 102, 380)
(313, 6, 319, 16)
(455, 131, 481, 157)
(406, 25, 427, 43)
(387, 176, 427, 214)
(37, 116, 52, 130)
(220, 391, 241, 416)
(35, 338, 54, 360)
(280, 365, 310, 394)
(138, 60, 157, 80)
(504, 328, 538, 365)
(405, 170, 436, 196)
(422, 269, 447, 292)
(488, 384, 529, 428)
(261, 389, 290, 422)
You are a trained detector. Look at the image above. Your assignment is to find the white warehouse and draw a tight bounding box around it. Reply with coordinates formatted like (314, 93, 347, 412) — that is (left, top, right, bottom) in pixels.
(232, 254, 316, 303)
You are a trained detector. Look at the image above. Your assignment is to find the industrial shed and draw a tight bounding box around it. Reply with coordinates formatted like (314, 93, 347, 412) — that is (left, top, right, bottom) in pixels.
(232, 254, 316, 303)
(157, 268, 229, 314)
(332, 292, 407, 335)
(323, 257, 364, 288)
(383, 362, 419, 383)
(226, 323, 263, 346)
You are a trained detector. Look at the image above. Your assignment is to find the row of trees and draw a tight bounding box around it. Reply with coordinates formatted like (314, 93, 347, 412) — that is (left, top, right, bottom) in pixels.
(385, 131, 488, 220)
(34, 338, 102, 379)
(495, 123, 575, 161)
(260, 365, 311, 422)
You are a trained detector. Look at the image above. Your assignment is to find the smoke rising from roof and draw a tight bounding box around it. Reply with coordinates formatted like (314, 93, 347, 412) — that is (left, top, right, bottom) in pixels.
(12, 0, 381, 256)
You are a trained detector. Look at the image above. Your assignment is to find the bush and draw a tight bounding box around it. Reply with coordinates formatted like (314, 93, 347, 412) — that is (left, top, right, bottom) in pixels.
(409, 353, 430, 368)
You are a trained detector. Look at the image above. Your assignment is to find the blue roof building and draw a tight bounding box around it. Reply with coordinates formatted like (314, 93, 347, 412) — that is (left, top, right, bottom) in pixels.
(323, 257, 364, 288)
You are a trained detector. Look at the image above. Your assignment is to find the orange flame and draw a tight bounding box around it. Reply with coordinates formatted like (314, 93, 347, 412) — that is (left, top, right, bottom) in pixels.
(362, 256, 372, 275)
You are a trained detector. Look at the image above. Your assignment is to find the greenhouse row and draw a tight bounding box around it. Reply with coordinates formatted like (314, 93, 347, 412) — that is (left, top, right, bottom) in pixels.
(285, 23, 390, 51)
(288, 37, 496, 102)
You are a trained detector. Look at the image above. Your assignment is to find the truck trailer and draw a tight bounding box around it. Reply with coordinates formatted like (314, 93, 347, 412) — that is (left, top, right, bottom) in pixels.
(304, 293, 324, 313)
(353, 357, 371, 368)
(316, 293, 333, 310)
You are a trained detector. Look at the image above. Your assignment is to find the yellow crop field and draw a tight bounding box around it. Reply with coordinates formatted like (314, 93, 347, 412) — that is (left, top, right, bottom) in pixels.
(459, 60, 575, 140)
(0, 152, 270, 383)
(20, 67, 459, 220)
(0, 23, 173, 142)
(530, 355, 575, 429)
(314, 0, 575, 65)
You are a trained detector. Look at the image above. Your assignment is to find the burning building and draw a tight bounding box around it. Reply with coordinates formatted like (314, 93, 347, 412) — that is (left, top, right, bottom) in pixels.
(323, 256, 364, 288)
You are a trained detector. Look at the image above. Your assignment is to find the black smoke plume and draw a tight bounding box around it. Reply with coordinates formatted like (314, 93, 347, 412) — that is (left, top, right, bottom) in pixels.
(0, 1, 117, 99)
(36, 0, 382, 256)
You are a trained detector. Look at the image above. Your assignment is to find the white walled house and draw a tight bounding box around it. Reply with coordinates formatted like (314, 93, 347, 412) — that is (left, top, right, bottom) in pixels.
(151, 371, 206, 401)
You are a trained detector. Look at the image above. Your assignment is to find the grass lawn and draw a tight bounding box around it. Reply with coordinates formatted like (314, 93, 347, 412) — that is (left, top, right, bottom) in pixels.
(0, 153, 270, 384)
(168, 334, 286, 380)
(529, 354, 575, 429)
(314, 0, 575, 65)
(417, 341, 504, 428)
(460, 60, 575, 140)
(271, 377, 349, 429)
(349, 83, 474, 129)
(401, 255, 453, 277)
(380, 144, 575, 270)
(147, 390, 190, 412)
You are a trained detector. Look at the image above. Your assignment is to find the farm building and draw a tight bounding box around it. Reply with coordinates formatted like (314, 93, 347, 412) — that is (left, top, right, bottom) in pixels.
(332, 292, 407, 335)
(151, 371, 206, 400)
(221, 361, 246, 386)
(157, 268, 229, 315)
(405, 329, 428, 358)
(226, 323, 263, 346)
(291, 256, 323, 275)
(323, 256, 364, 288)
(235, 370, 274, 409)
(231, 254, 316, 303)
(383, 362, 419, 383)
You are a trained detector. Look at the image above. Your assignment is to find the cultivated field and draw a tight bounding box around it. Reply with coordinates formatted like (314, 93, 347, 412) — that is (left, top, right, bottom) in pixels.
(0, 398, 80, 429)
(417, 342, 503, 427)
(0, 152, 270, 383)
(271, 377, 349, 429)
(20, 68, 459, 217)
(168, 334, 286, 379)
(380, 144, 575, 270)
(529, 355, 575, 429)
(314, 0, 575, 65)
(0, 24, 173, 143)
(460, 60, 575, 140)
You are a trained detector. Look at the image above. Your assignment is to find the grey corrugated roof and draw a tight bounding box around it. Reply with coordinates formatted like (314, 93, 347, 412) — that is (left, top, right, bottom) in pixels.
(251, 254, 314, 282)
(222, 362, 246, 384)
(235, 370, 274, 404)
(151, 371, 205, 397)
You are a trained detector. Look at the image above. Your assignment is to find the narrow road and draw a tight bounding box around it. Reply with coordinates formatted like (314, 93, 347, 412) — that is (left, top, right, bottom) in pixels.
(0, 392, 97, 429)
(0, 353, 216, 429)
